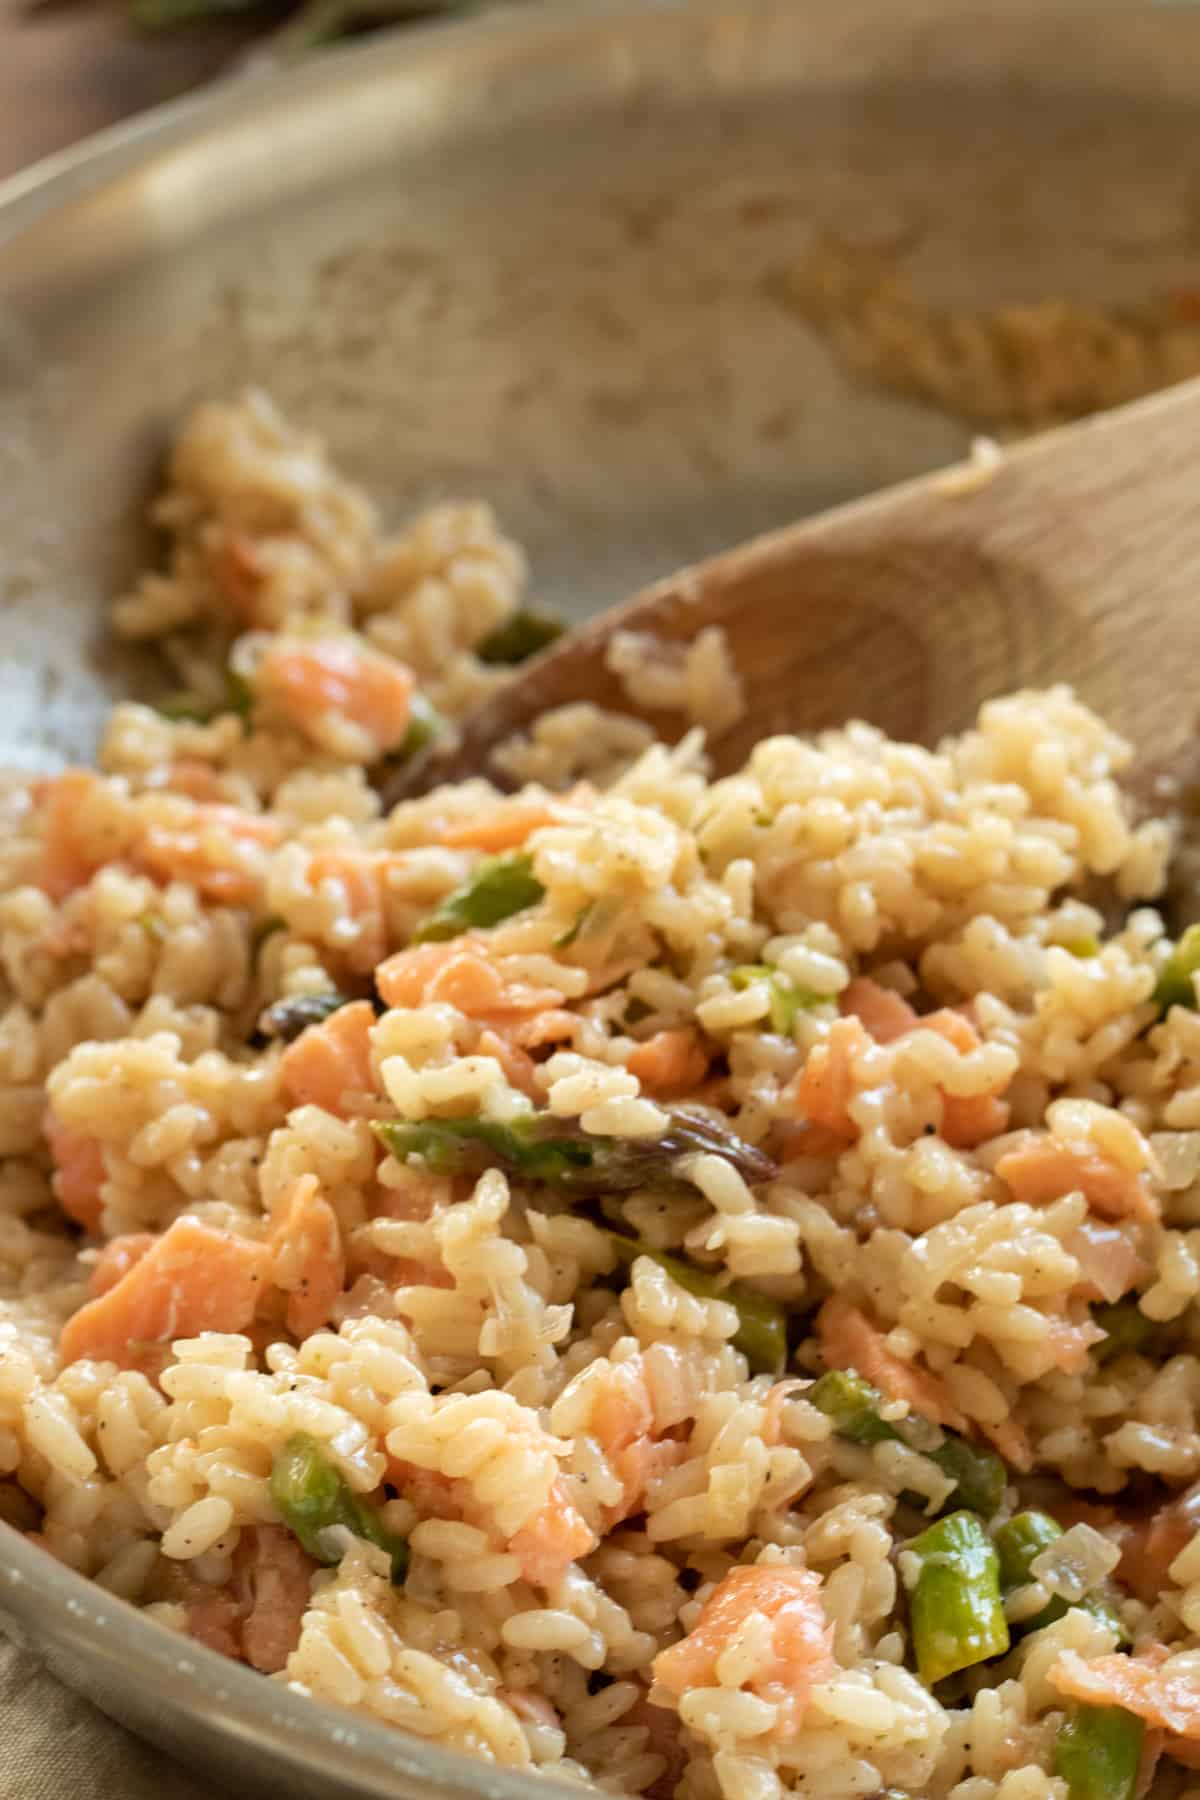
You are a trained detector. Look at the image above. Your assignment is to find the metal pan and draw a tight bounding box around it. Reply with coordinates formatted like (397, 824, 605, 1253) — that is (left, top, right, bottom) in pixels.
(2, 1, 1200, 1791)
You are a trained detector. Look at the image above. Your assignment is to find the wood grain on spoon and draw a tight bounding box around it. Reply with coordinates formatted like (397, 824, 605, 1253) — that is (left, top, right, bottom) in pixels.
(387, 378, 1200, 803)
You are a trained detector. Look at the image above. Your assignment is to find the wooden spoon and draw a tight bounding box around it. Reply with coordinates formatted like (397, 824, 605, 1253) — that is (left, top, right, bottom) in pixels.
(387, 378, 1200, 804)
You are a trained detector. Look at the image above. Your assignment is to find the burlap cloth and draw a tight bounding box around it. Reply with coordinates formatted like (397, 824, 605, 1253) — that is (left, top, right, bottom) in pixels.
(0, 1636, 213, 1798)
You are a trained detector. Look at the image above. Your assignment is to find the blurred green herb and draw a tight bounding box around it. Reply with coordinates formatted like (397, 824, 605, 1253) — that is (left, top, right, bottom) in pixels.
(477, 608, 564, 666)
(156, 668, 253, 724)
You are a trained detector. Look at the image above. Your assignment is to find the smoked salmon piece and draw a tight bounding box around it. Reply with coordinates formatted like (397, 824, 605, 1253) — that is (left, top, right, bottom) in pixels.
(996, 1140, 1158, 1224)
(817, 1293, 970, 1435)
(1118, 1488, 1198, 1606)
(375, 940, 565, 1019)
(137, 804, 281, 907)
(435, 797, 580, 853)
(37, 771, 107, 902)
(279, 1000, 377, 1119)
(837, 981, 1010, 1148)
(184, 1524, 316, 1674)
(59, 1217, 270, 1372)
(509, 1478, 599, 1587)
(654, 1564, 833, 1737)
(840, 977, 918, 1044)
(1049, 1649, 1200, 1741)
(793, 1017, 871, 1139)
(627, 1030, 710, 1099)
(266, 1174, 345, 1339)
(259, 638, 415, 759)
(87, 1233, 156, 1298)
(44, 1111, 106, 1234)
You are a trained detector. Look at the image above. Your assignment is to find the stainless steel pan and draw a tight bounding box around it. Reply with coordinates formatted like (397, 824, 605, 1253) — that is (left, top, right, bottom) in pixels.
(2, 2, 1200, 1791)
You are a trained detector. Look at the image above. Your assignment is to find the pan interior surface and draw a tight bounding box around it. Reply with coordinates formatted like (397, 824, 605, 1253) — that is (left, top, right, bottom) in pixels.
(4, 0, 1200, 772)
(2, 2, 1200, 1795)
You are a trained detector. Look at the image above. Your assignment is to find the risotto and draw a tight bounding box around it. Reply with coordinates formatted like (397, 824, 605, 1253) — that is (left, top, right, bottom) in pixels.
(1, 390, 1198, 1800)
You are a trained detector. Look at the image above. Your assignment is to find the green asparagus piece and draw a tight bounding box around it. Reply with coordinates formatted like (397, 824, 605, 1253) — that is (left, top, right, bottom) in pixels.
(729, 965, 821, 1035)
(1061, 936, 1101, 959)
(269, 1433, 408, 1582)
(156, 668, 253, 724)
(604, 1233, 786, 1375)
(477, 608, 564, 666)
(928, 1433, 1007, 1521)
(156, 691, 217, 723)
(808, 1369, 898, 1446)
(1093, 1300, 1154, 1363)
(994, 1510, 1062, 1589)
(807, 1369, 1007, 1518)
(994, 1512, 1129, 1644)
(908, 1510, 1009, 1684)
(378, 1115, 592, 1184)
(412, 851, 545, 943)
(394, 692, 444, 762)
(226, 670, 255, 719)
(259, 990, 356, 1043)
(554, 896, 626, 951)
(1154, 923, 1200, 1013)
(555, 904, 593, 949)
(375, 1105, 779, 1196)
(1055, 1706, 1145, 1800)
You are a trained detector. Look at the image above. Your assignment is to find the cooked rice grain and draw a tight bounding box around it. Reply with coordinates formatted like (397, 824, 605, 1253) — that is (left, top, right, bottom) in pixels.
(2, 391, 1198, 1800)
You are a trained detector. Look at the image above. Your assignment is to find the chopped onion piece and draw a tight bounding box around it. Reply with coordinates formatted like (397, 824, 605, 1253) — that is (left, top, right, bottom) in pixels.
(1029, 1523, 1119, 1603)
(1067, 1219, 1139, 1304)
(1150, 1131, 1200, 1192)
